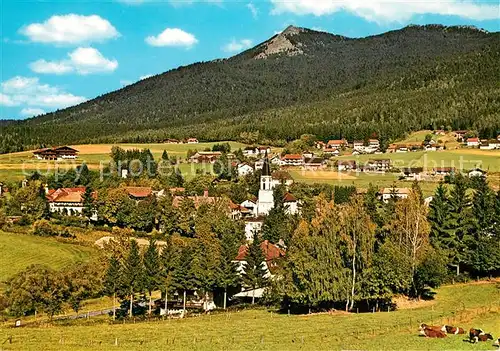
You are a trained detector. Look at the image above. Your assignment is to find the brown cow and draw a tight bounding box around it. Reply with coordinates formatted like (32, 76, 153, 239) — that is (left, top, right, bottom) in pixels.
(420, 328, 447, 338)
(420, 323, 442, 332)
(475, 334, 493, 343)
(441, 325, 465, 335)
(469, 328, 492, 343)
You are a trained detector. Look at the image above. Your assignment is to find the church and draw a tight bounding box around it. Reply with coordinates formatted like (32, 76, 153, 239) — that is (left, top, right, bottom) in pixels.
(255, 154, 299, 217)
(241, 154, 300, 241)
(257, 155, 275, 216)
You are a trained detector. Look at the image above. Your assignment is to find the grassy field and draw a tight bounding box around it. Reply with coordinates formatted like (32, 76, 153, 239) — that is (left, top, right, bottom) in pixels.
(0, 142, 248, 182)
(0, 231, 96, 283)
(1, 281, 498, 350)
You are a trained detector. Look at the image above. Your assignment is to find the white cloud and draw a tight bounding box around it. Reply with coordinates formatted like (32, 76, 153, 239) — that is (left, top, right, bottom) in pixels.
(20, 14, 119, 44)
(30, 47, 118, 75)
(247, 3, 259, 18)
(0, 76, 86, 109)
(29, 60, 74, 75)
(269, 0, 500, 23)
(139, 74, 153, 80)
(0, 93, 18, 107)
(21, 107, 46, 117)
(223, 39, 253, 53)
(146, 28, 198, 47)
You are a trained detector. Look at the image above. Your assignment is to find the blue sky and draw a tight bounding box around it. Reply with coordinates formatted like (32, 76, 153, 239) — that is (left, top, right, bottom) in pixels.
(1, 0, 499, 120)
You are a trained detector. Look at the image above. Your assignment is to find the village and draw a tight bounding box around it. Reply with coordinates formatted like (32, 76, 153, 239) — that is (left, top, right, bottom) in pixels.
(0, 127, 498, 348)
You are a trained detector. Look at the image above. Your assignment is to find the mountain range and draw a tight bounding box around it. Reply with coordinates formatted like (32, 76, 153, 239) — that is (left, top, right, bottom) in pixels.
(1, 24, 499, 153)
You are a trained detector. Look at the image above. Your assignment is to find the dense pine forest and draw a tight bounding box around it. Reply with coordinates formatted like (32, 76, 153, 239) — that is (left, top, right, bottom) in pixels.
(1, 24, 499, 153)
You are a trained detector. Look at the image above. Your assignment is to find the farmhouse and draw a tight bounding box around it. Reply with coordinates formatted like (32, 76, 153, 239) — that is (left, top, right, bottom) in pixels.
(353, 140, 364, 150)
(433, 167, 456, 176)
(479, 140, 499, 150)
(33, 146, 79, 160)
(303, 157, 325, 170)
(454, 130, 468, 141)
(466, 138, 480, 147)
(280, 154, 304, 167)
(381, 187, 410, 203)
(243, 146, 271, 157)
(186, 138, 199, 144)
(325, 139, 347, 151)
(237, 163, 254, 177)
(46, 187, 90, 216)
(189, 151, 222, 163)
(172, 190, 242, 219)
(364, 159, 391, 172)
(337, 160, 357, 172)
(369, 139, 380, 148)
(235, 240, 285, 277)
(272, 170, 294, 187)
(401, 167, 424, 181)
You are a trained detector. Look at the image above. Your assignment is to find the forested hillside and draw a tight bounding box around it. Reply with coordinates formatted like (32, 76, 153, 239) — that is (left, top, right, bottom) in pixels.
(1, 24, 499, 153)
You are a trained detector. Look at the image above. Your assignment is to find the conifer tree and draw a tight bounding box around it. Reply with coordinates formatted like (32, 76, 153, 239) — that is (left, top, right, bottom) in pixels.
(216, 232, 241, 309)
(161, 150, 169, 161)
(428, 183, 452, 249)
(143, 238, 160, 315)
(159, 235, 180, 316)
(122, 240, 145, 317)
(104, 255, 122, 320)
(447, 173, 472, 275)
(468, 177, 499, 275)
(242, 237, 268, 304)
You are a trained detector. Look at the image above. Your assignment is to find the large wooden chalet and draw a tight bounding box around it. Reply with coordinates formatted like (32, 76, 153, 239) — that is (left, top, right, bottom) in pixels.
(33, 146, 79, 160)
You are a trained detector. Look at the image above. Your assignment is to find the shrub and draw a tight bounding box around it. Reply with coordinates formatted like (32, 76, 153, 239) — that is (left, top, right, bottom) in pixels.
(31, 219, 58, 237)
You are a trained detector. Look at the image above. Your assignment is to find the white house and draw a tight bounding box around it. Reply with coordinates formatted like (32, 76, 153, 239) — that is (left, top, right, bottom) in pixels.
(237, 163, 254, 177)
(46, 187, 96, 219)
(283, 193, 299, 215)
(244, 219, 264, 241)
(369, 139, 380, 148)
(233, 241, 285, 300)
(466, 138, 480, 147)
(381, 188, 410, 203)
(337, 160, 357, 172)
(468, 169, 486, 178)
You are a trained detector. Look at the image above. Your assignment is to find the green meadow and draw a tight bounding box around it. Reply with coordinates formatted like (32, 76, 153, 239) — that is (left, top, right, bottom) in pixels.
(0, 231, 95, 283)
(1, 281, 498, 350)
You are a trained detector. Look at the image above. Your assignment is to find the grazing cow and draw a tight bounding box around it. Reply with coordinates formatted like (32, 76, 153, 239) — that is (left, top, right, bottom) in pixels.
(441, 325, 465, 335)
(420, 328, 447, 338)
(493, 338, 500, 347)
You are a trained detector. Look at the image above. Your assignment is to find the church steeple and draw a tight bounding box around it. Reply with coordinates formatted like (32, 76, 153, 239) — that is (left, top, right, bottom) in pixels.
(262, 151, 271, 176)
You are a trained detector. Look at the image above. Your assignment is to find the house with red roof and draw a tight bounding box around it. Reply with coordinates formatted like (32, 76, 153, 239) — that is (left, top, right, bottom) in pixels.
(33, 146, 79, 160)
(233, 240, 286, 300)
(466, 137, 480, 147)
(280, 154, 304, 167)
(46, 187, 93, 217)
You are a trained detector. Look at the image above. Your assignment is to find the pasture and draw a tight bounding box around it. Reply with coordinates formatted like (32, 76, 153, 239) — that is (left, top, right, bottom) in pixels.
(0, 231, 96, 283)
(0, 142, 248, 182)
(1, 281, 498, 350)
